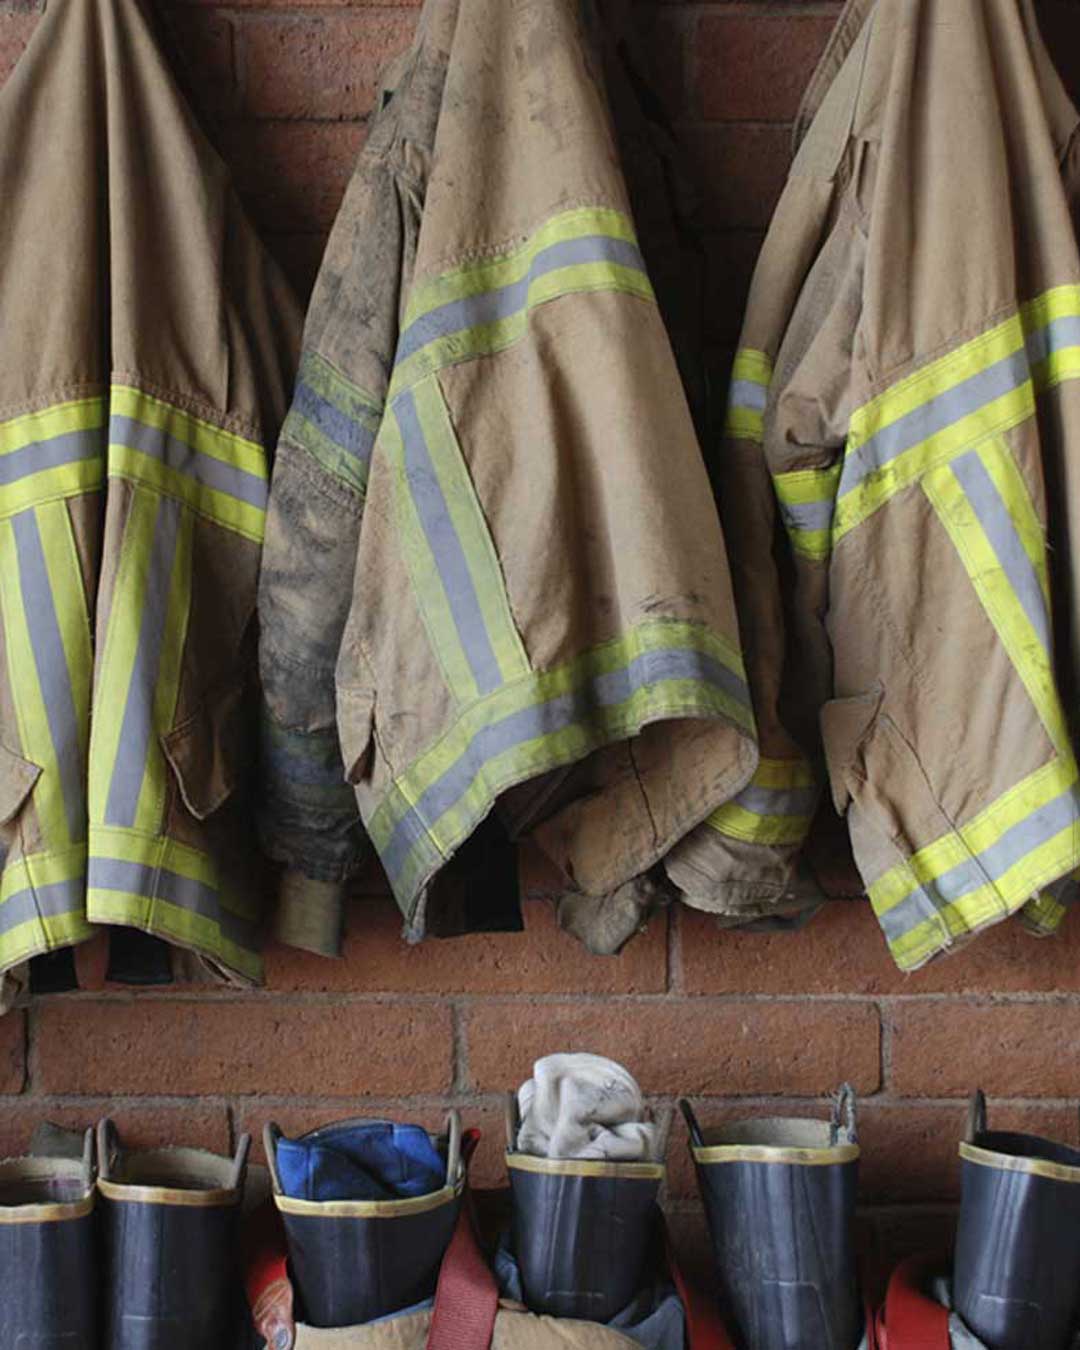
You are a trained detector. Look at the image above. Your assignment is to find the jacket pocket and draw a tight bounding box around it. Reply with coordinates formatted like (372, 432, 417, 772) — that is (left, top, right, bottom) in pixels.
(337, 687, 375, 786)
(820, 686, 956, 861)
(160, 681, 247, 821)
(0, 742, 41, 826)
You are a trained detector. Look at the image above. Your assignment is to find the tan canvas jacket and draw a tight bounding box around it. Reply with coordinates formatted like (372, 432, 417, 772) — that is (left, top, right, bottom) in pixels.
(0, 0, 302, 997)
(713, 0, 1080, 969)
(258, 0, 762, 956)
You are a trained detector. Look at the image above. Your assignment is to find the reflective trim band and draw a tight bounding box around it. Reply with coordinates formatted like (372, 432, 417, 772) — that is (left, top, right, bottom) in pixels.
(0, 846, 93, 971)
(834, 287, 1080, 541)
(923, 441, 1067, 756)
(6, 508, 90, 846)
(506, 1154, 663, 1181)
(960, 1141, 1080, 1185)
(724, 348, 773, 443)
(98, 1177, 239, 1208)
(773, 464, 841, 561)
(367, 619, 753, 911)
(706, 756, 817, 846)
(869, 757, 1080, 971)
(274, 1182, 462, 1220)
(0, 397, 106, 519)
(87, 828, 261, 981)
(393, 379, 529, 703)
(283, 351, 383, 496)
(390, 208, 654, 395)
(109, 387, 269, 542)
(692, 1144, 859, 1167)
(92, 495, 192, 838)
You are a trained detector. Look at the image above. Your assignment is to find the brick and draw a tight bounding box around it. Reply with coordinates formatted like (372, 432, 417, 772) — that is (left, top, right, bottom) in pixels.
(0, 11, 38, 83)
(0, 1101, 229, 1160)
(217, 121, 365, 232)
(33, 999, 451, 1098)
(627, 5, 689, 118)
(696, 16, 835, 123)
(238, 13, 416, 121)
(265, 232, 328, 301)
(236, 1100, 509, 1190)
(464, 999, 880, 1096)
(676, 123, 792, 231)
(889, 1002, 1080, 1098)
(179, 0, 420, 8)
(0, 1011, 24, 1095)
(265, 897, 668, 996)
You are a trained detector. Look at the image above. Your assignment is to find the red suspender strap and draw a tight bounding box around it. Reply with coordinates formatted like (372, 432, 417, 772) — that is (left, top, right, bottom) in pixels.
(424, 1197, 500, 1350)
(243, 1199, 296, 1350)
(880, 1256, 951, 1350)
(660, 1219, 736, 1350)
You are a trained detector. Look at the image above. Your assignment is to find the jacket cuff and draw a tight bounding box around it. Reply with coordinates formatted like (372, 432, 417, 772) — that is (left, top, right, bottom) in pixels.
(274, 872, 347, 958)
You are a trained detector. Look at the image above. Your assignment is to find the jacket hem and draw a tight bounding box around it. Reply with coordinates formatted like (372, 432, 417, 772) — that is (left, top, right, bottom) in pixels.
(273, 870, 347, 957)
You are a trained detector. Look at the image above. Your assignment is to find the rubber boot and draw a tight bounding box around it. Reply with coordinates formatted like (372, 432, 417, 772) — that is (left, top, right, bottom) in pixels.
(953, 1091, 1080, 1349)
(682, 1085, 863, 1350)
(0, 1127, 97, 1348)
(266, 1112, 464, 1329)
(506, 1093, 664, 1322)
(97, 1118, 250, 1349)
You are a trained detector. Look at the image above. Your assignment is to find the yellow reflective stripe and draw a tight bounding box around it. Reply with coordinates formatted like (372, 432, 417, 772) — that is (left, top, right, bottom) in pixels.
(384, 413, 479, 704)
(922, 447, 1068, 755)
(367, 619, 753, 910)
(390, 208, 654, 397)
(868, 756, 1080, 968)
(107, 445, 265, 543)
(724, 347, 773, 444)
(773, 464, 840, 561)
(403, 208, 640, 326)
(133, 510, 193, 832)
(110, 387, 267, 480)
(0, 846, 92, 970)
(409, 377, 529, 687)
(37, 501, 93, 780)
(0, 396, 105, 453)
(0, 459, 105, 521)
(87, 826, 261, 981)
(0, 520, 64, 845)
(706, 756, 817, 846)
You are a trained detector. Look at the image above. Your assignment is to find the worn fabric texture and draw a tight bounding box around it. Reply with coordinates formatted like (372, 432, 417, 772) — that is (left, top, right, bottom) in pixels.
(699, 0, 1080, 969)
(293, 1307, 645, 1349)
(258, 0, 759, 955)
(0, 0, 302, 1000)
(515, 1054, 657, 1162)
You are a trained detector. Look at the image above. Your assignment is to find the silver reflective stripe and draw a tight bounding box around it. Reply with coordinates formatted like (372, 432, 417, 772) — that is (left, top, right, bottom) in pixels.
(781, 498, 834, 533)
(395, 235, 647, 366)
(0, 428, 100, 488)
(728, 379, 768, 412)
(12, 510, 84, 842)
(0, 876, 84, 936)
(1025, 314, 1080, 366)
(839, 347, 1031, 499)
(878, 786, 1080, 943)
(103, 498, 181, 827)
(381, 644, 752, 882)
(290, 382, 377, 466)
(88, 857, 255, 948)
(394, 389, 503, 696)
(110, 415, 268, 509)
(951, 451, 1050, 648)
(736, 785, 818, 817)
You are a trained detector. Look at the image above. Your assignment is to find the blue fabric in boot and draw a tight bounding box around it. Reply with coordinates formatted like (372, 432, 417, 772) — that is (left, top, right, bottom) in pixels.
(276, 1120, 445, 1202)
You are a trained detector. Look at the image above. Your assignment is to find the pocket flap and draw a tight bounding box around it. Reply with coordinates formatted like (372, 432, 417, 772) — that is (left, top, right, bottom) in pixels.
(161, 682, 246, 821)
(0, 742, 41, 826)
(820, 685, 883, 815)
(337, 687, 375, 786)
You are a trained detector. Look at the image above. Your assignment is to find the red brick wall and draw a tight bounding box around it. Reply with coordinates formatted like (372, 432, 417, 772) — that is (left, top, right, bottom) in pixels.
(1, 0, 1080, 1293)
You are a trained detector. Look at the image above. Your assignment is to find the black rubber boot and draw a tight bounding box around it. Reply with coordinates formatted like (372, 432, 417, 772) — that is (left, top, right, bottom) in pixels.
(506, 1094, 664, 1322)
(953, 1090, 1080, 1349)
(0, 1127, 97, 1348)
(266, 1113, 464, 1329)
(682, 1086, 863, 1350)
(98, 1119, 250, 1349)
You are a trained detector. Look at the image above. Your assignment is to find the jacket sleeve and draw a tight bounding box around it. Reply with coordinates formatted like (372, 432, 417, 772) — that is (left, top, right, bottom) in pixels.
(702, 138, 870, 909)
(257, 127, 419, 956)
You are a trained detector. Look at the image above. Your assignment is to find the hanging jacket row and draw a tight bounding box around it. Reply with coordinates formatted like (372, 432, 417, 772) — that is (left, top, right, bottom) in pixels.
(1, 0, 1079, 995)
